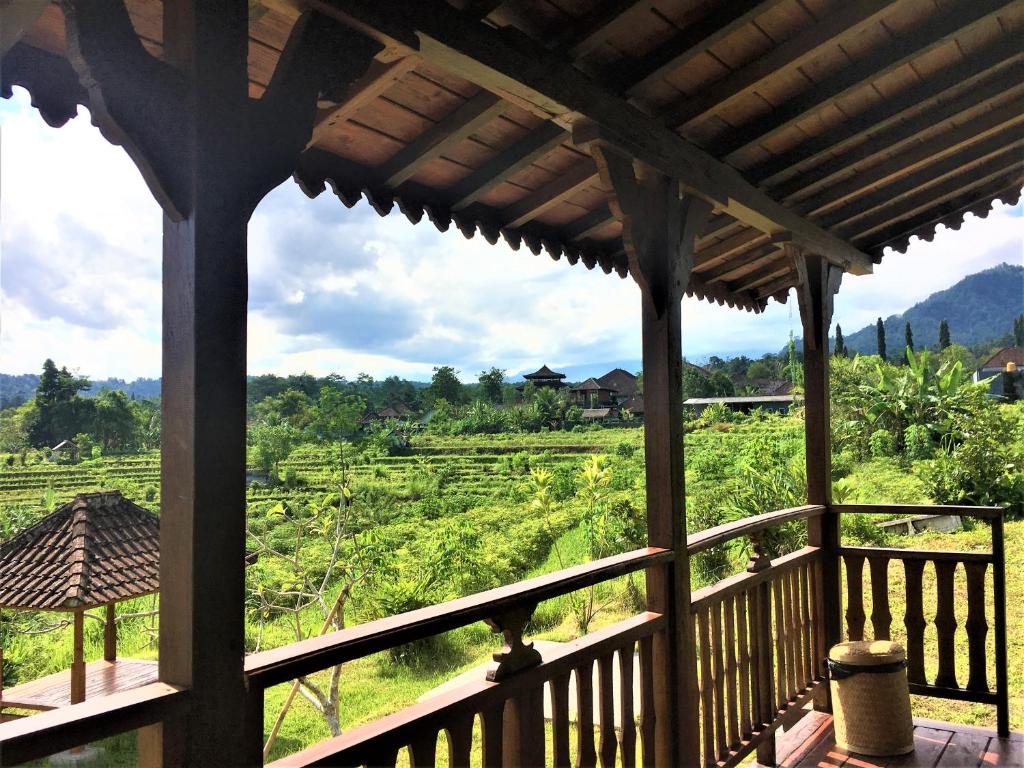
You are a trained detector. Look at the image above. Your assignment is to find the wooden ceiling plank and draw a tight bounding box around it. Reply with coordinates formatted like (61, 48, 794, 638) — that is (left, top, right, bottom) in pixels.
(308, 55, 420, 147)
(447, 121, 566, 210)
(620, 0, 786, 97)
(315, 0, 874, 273)
(770, 58, 1024, 201)
(693, 229, 768, 269)
(755, 273, 797, 299)
(563, 205, 615, 241)
(551, 0, 646, 59)
(811, 121, 1024, 227)
(376, 90, 507, 188)
(842, 156, 1024, 242)
(866, 177, 1023, 255)
(799, 96, 1024, 213)
(0, 0, 49, 56)
(661, 0, 898, 129)
(713, 0, 1018, 160)
(728, 255, 791, 293)
(700, 244, 778, 283)
(501, 162, 598, 228)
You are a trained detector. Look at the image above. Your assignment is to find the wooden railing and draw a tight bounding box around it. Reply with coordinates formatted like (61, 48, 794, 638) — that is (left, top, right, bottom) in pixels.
(832, 504, 1008, 736)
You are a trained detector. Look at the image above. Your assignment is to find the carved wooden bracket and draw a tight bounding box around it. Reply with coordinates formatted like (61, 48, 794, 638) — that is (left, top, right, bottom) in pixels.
(791, 244, 843, 352)
(746, 532, 772, 573)
(58, 0, 381, 221)
(484, 603, 542, 682)
(579, 136, 712, 319)
(1, 44, 88, 128)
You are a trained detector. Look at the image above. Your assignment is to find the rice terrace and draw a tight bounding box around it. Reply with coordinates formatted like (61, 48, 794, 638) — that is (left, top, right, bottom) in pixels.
(1, 1, 1023, 767)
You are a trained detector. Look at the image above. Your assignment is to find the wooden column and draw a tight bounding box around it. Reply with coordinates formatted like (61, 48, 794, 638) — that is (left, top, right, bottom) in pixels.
(71, 609, 86, 705)
(583, 136, 711, 766)
(104, 602, 117, 662)
(793, 249, 842, 709)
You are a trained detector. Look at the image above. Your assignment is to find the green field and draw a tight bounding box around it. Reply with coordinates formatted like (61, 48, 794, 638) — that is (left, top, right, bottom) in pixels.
(1, 416, 1021, 764)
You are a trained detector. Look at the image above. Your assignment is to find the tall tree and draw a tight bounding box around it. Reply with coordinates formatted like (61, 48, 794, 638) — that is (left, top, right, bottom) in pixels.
(876, 318, 887, 360)
(905, 321, 914, 354)
(939, 319, 951, 350)
(477, 367, 505, 404)
(427, 366, 465, 406)
(1014, 314, 1024, 347)
(28, 360, 93, 447)
(833, 325, 847, 358)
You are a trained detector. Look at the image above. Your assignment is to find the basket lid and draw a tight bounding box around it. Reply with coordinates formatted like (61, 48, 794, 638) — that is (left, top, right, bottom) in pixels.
(828, 640, 905, 666)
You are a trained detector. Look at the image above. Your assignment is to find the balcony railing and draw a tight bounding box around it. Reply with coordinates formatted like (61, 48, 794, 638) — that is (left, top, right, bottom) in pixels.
(0, 504, 1007, 767)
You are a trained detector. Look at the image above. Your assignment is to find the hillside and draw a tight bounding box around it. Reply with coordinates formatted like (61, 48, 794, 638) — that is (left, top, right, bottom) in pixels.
(841, 262, 1023, 354)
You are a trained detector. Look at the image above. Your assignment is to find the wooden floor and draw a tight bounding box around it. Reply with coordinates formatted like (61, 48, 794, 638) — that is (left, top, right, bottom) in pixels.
(774, 711, 1024, 768)
(0, 659, 157, 711)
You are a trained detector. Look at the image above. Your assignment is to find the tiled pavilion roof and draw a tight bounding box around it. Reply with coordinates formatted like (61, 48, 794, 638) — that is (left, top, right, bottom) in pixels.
(0, 491, 160, 611)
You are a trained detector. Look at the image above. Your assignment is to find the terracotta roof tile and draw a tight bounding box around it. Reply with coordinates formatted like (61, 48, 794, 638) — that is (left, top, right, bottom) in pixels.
(0, 491, 159, 611)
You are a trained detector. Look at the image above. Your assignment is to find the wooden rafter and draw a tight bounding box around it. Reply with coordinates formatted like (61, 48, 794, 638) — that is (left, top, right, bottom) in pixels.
(727, 256, 791, 294)
(693, 230, 768, 270)
(376, 91, 506, 189)
(661, 0, 897, 130)
(756, 273, 797, 300)
(312, 0, 873, 274)
(747, 39, 1024, 188)
(712, 0, 1017, 160)
(550, 0, 647, 59)
(698, 244, 778, 284)
(446, 122, 566, 210)
(563, 205, 615, 242)
(500, 162, 596, 228)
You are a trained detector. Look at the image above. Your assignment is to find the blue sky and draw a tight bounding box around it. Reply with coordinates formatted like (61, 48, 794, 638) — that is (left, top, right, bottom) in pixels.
(2, 88, 1021, 382)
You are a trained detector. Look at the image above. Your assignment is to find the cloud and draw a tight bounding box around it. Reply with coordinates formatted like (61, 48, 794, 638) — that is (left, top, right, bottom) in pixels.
(2, 87, 1021, 382)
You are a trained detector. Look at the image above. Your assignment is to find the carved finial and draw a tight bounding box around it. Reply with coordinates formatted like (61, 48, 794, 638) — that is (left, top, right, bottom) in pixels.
(484, 604, 542, 682)
(747, 532, 771, 573)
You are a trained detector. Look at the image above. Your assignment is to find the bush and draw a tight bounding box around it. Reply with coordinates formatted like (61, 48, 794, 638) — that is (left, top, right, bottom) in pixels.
(143, 484, 157, 502)
(903, 424, 932, 461)
(831, 451, 855, 480)
(615, 440, 636, 458)
(869, 428, 896, 458)
(841, 513, 889, 547)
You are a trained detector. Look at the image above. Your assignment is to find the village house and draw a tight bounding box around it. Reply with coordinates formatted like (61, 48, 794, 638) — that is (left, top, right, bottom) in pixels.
(974, 347, 1024, 401)
(517, 364, 567, 391)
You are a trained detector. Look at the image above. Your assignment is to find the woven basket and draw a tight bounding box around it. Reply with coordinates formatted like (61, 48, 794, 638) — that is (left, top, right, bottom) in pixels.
(828, 641, 915, 756)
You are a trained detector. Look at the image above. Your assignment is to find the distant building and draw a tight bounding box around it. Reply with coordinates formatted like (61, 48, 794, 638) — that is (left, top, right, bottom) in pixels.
(596, 368, 639, 402)
(975, 348, 1024, 401)
(684, 394, 802, 416)
(569, 377, 618, 408)
(519, 364, 567, 390)
(620, 394, 644, 419)
(581, 407, 618, 422)
(732, 378, 795, 396)
(49, 439, 79, 462)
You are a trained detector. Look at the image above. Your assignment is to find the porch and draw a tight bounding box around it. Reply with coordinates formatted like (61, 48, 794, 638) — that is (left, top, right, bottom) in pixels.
(0, 660, 158, 715)
(0, 0, 1021, 766)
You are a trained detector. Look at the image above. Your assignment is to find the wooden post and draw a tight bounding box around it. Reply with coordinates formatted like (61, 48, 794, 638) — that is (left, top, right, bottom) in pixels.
(71, 609, 86, 705)
(581, 136, 711, 766)
(104, 602, 117, 662)
(793, 249, 842, 709)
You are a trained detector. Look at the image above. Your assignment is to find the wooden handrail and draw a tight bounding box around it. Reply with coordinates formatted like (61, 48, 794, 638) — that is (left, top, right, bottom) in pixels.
(838, 545, 994, 564)
(245, 546, 671, 687)
(0, 683, 188, 767)
(690, 546, 821, 612)
(831, 503, 1004, 519)
(686, 505, 825, 555)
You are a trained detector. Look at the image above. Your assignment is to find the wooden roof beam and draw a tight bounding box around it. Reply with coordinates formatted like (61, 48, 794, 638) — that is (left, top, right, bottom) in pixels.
(500, 163, 597, 228)
(693, 229, 768, 269)
(698, 244, 778, 283)
(563, 205, 615, 241)
(842, 156, 1024, 243)
(747, 39, 1024, 189)
(661, 0, 898, 129)
(620, 0, 786, 97)
(315, 0, 873, 273)
(446, 121, 566, 210)
(772, 62, 1024, 204)
(813, 127, 1024, 230)
(755, 274, 798, 300)
(867, 177, 1024, 255)
(727, 256, 791, 293)
(550, 1, 647, 59)
(713, 0, 1017, 161)
(0, 0, 48, 56)
(307, 55, 419, 148)
(376, 90, 507, 189)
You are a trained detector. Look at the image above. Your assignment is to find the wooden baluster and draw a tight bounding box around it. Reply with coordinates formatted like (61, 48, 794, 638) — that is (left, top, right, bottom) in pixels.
(598, 653, 617, 768)
(409, 731, 437, 768)
(844, 554, 866, 641)
(505, 686, 545, 767)
(639, 635, 656, 767)
(934, 560, 959, 689)
(800, 563, 813, 687)
(724, 595, 739, 750)
(736, 590, 752, 739)
(576, 660, 598, 768)
(964, 561, 990, 693)
(697, 607, 715, 767)
(869, 556, 892, 640)
(711, 602, 727, 762)
(446, 714, 474, 768)
(782, 569, 799, 700)
(618, 644, 638, 768)
(748, 534, 775, 768)
(773, 576, 787, 708)
(903, 558, 927, 685)
(550, 672, 573, 768)
(480, 704, 504, 768)
(810, 557, 825, 678)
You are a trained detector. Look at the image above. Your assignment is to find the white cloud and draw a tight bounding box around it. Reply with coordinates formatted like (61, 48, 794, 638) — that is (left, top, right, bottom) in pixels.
(2, 87, 1021, 383)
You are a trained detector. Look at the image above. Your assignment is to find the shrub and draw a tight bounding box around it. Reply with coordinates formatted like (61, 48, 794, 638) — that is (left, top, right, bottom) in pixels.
(831, 451, 855, 480)
(869, 428, 896, 458)
(143, 484, 157, 502)
(615, 440, 636, 458)
(903, 424, 932, 461)
(841, 513, 889, 547)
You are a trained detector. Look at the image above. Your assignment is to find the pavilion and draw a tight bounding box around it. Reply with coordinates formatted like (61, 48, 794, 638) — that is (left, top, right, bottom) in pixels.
(0, 1, 1020, 766)
(520, 364, 569, 389)
(0, 492, 160, 716)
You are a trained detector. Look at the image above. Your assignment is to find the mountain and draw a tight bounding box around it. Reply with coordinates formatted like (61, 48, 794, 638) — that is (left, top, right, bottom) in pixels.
(840, 263, 1023, 355)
